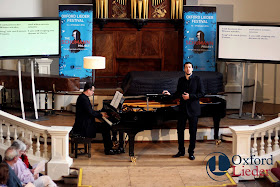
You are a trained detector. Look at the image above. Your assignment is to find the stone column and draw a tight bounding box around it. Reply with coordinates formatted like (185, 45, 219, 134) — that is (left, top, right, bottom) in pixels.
(47, 126, 73, 180)
(35, 58, 53, 109)
(230, 125, 255, 180)
(230, 126, 254, 157)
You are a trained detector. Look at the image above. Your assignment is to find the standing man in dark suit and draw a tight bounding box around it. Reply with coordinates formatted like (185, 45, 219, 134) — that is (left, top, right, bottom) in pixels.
(163, 62, 205, 160)
(3, 146, 23, 187)
(72, 82, 116, 155)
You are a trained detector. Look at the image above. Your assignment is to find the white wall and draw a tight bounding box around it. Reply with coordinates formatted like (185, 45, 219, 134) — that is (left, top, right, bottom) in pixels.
(0, 0, 43, 17)
(199, 0, 280, 22)
(235, 0, 280, 22)
(42, 0, 92, 17)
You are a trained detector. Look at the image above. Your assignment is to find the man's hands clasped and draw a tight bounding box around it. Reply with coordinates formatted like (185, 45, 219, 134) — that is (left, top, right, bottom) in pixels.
(162, 90, 189, 100)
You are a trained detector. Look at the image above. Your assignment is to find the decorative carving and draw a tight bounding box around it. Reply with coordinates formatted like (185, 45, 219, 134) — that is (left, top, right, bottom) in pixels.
(112, 0, 127, 18)
(94, 0, 184, 20)
(152, 4, 167, 18)
(94, 19, 108, 30)
(132, 19, 148, 31)
(94, 18, 183, 31)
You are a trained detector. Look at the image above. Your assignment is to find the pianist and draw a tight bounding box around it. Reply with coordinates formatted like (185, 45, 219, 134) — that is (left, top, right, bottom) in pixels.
(71, 82, 116, 155)
(162, 62, 205, 160)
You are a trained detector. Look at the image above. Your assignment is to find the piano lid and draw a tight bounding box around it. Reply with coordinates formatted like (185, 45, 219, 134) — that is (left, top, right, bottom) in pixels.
(121, 71, 224, 96)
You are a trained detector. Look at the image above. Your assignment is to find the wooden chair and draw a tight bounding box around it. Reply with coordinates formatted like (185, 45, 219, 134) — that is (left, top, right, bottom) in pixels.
(70, 134, 92, 158)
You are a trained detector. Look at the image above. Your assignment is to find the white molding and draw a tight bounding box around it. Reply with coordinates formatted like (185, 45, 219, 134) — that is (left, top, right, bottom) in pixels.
(35, 58, 53, 75)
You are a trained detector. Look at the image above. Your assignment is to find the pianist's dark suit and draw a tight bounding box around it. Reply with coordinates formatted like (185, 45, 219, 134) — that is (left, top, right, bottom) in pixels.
(173, 75, 205, 155)
(72, 93, 113, 151)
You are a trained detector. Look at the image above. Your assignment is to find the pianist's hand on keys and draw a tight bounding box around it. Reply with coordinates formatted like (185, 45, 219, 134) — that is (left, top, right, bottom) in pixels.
(100, 112, 113, 126)
(101, 112, 109, 118)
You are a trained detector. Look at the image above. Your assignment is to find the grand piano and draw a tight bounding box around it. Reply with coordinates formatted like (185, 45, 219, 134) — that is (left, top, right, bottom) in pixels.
(103, 94, 226, 160)
(103, 71, 226, 161)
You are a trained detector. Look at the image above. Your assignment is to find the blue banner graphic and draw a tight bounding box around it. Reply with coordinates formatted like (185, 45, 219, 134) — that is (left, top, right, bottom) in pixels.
(59, 5, 93, 79)
(183, 6, 216, 71)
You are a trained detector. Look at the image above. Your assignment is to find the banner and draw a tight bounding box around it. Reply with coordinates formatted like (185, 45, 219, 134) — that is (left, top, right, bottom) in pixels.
(183, 6, 216, 71)
(59, 5, 93, 79)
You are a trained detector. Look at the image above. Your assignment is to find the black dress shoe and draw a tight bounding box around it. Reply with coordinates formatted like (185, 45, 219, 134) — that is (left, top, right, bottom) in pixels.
(189, 154, 195, 160)
(172, 151, 185, 158)
(104, 149, 115, 155)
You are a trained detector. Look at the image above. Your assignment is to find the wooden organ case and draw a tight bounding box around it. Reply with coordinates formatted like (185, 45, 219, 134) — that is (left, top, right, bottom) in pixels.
(92, 0, 185, 87)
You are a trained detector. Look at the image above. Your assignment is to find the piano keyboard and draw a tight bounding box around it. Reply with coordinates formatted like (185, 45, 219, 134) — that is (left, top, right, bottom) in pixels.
(102, 117, 113, 126)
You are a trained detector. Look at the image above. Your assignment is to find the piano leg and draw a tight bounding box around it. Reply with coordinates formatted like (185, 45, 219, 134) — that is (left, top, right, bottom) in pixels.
(127, 132, 137, 162)
(118, 131, 125, 153)
(127, 132, 136, 157)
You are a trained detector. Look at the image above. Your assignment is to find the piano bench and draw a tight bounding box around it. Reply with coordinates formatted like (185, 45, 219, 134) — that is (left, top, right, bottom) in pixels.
(70, 135, 93, 158)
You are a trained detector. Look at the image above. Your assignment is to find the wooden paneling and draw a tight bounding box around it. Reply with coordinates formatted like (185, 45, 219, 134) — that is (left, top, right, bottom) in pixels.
(93, 20, 183, 88)
(163, 31, 179, 70)
(117, 59, 161, 76)
(94, 32, 114, 75)
(141, 31, 161, 57)
(117, 32, 138, 57)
